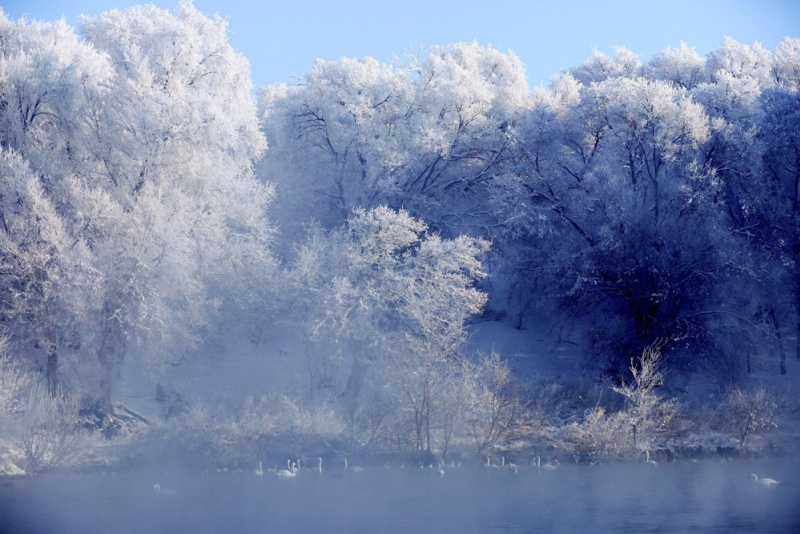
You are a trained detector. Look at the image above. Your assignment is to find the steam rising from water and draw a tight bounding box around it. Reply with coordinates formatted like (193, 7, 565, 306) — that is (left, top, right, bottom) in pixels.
(2, 457, 798, 533)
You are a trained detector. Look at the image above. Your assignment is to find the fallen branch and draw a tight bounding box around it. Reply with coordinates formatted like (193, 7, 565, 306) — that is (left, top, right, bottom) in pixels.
(116, 403, 152, 426)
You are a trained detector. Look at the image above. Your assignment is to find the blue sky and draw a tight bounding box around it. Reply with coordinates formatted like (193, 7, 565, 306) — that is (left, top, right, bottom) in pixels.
(2, 0, 798, 89)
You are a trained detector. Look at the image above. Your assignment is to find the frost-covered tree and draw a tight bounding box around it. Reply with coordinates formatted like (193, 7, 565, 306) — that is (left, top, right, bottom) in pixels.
(290, 206, 488, 454)
(0, 11, 110, 392)
(759, 67, 800, 364)
(0, 150, 97, 394)
(0, 3, 274, 410)
(498, 70, 724, 373)
(265, 37, 800, 380)
(568, 46, 641, 85)
(0, 10, 111, 181)
(76, 1, 274, 407)
(647, 43, 707, 90)
(258, 42, 529, 246)
(689, 38, 800, 373)
(491, 38, 800, 378)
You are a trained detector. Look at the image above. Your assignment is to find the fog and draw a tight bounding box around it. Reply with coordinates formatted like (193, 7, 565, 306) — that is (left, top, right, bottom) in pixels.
(2, 456, 799, 533)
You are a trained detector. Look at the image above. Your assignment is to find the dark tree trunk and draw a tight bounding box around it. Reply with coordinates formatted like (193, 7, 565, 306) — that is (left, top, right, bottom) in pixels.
(98, 316, 125, 414)
(341, 358, 367, 405)
(425, 401, 432, 456)
(768, 308, 786, 375)
(796, 260, 800, 362)
(46, 350, 59, 397)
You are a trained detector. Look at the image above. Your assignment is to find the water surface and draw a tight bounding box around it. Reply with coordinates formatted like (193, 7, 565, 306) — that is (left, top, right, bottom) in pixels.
(1, 456, 798, 533)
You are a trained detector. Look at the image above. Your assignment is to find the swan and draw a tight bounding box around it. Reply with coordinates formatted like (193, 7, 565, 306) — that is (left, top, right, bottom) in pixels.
(541, 459, 559, 471)
(438, 459, 445, 476)
(750, 473, 779, 485)
(318, 457, 323, 473)
(153, 483, 177, 495)
(344, 458, 364, 472)
(255, 461, 264, 476)
(277, 460, 297, 478)
(486, 456, 501, 469)
(645, 451, 658, 466)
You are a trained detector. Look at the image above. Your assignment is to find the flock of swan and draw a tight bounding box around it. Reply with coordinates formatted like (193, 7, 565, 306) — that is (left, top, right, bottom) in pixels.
(247, 454, 563, 479)
(249, 455, 781, 487)
(153, 454, 781, 493)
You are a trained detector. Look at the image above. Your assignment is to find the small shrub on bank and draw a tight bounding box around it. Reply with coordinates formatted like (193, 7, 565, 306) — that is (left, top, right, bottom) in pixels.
(718, 387, 777, 450)
(557, 407, 634, 462)
(165, 394, 345, 468)
(0, 340, 26, 430)
(14, 387, 90, 473)
(612, 342, 680, 453)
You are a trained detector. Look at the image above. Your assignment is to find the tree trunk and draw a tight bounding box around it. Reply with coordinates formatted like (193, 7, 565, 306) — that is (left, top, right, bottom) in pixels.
(341, 358, 367, 405)
(794, 244, 800, 362)
(425, 400, 432, 457)
(98, 317, 125, 414)
(768, 308, 786, 375)
(794, 204, 799, 361)
(99, 356, 114, 414)
(46, 350, 59, 397)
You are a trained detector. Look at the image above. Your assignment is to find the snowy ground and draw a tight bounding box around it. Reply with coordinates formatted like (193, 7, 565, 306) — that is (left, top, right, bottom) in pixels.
(115, 314, 577, 418)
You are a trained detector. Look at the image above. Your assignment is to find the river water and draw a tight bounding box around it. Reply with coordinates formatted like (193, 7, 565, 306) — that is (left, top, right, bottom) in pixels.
(1, 456, 798, 533)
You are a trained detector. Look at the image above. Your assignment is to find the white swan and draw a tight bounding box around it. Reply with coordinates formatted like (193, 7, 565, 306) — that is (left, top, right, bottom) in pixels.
(541, 459, 559, 470)
(486, 456, 501, 469)
(277, 460, 297, 478)
(438, 459, 445, 476)
(645, 451, 658, 466)
(345, 458, 364, 472)
(750, 473, 779, 485)
(153, 483, 177, 495)
(255, 461, 264, 476)
(318, 457, 323, 473)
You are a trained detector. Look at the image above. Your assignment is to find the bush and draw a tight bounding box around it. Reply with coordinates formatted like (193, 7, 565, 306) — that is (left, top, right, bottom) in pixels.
(558, 407, 634, 462)
(14, 387, 90, 473)
(718, 387, 777, 450)
(611, 342, 680, 453)
(464, 352, 537, 456)
(165, 394, 344, 468)
(0, 339, 26, 428)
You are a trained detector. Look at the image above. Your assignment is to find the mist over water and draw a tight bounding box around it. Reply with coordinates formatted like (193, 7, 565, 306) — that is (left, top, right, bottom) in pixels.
(2, 456, 799, 533)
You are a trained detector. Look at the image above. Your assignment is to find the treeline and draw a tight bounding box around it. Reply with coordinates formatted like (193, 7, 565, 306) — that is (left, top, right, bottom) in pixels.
(0, 2, 797, 468)
(259, 37, 800, 379)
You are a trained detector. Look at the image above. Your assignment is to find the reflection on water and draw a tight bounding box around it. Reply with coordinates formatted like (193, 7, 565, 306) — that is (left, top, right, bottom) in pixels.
(1, 457, 799, 533)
